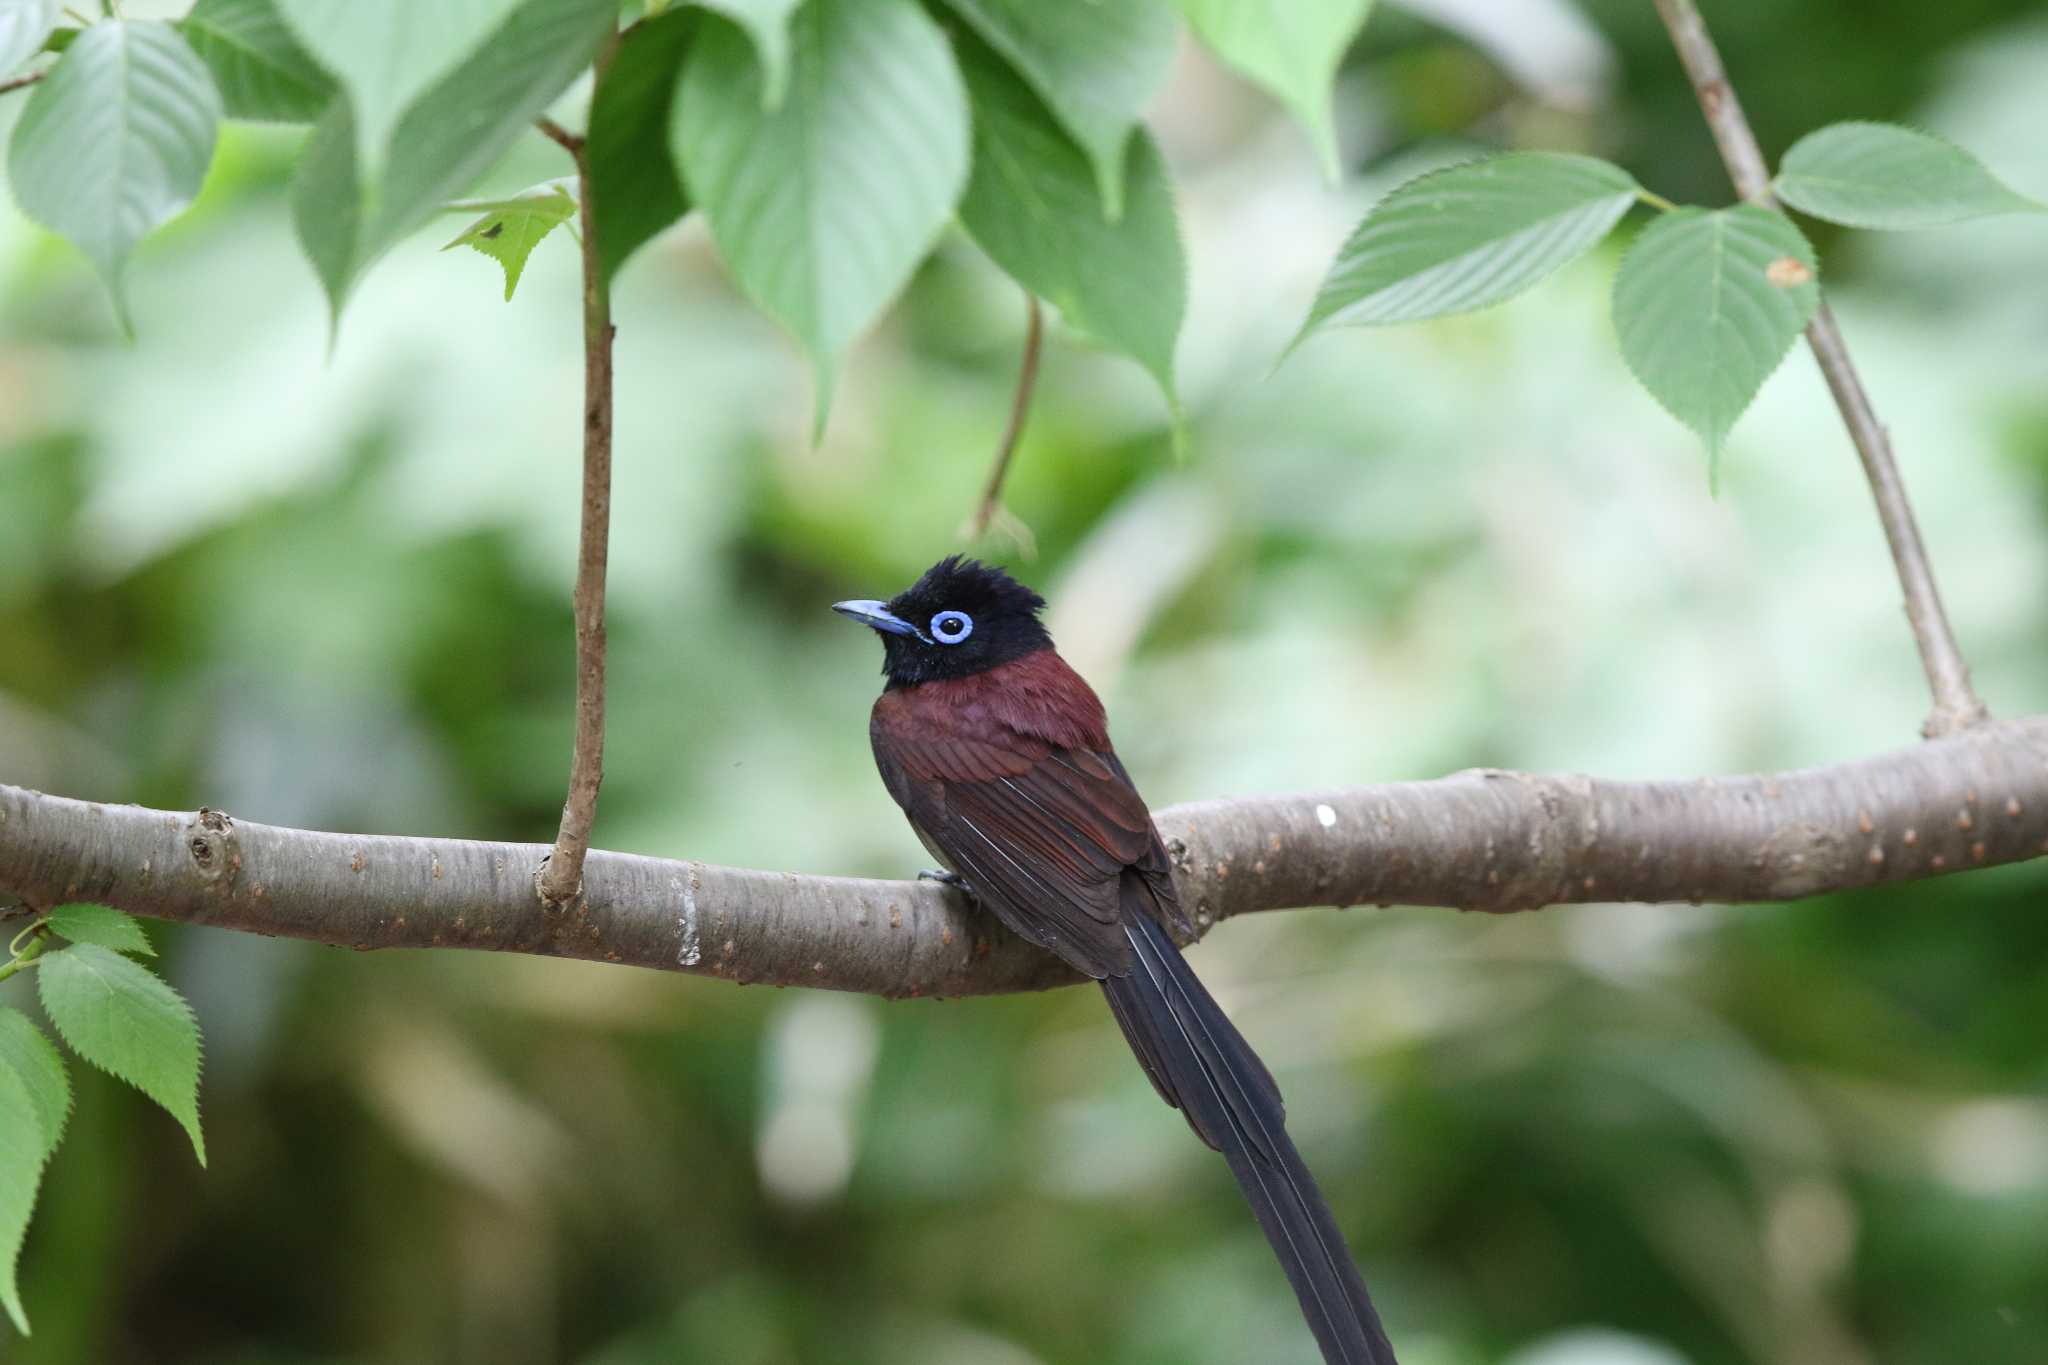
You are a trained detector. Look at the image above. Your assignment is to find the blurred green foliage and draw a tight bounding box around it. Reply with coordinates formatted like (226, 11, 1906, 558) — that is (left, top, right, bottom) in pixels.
(3, 3, 2048, 1364)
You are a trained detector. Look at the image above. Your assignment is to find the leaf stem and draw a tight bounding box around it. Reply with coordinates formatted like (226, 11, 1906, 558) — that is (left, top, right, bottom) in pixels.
(1651, 0, 1988, 738)
(0, 69, 46, 97)
(8, 918, 44, 957)
(1635, 187, 1680, 213)
(966, 292, 1044, 543)
(536, 35, 618, 908)
(0, 930, 50, 983)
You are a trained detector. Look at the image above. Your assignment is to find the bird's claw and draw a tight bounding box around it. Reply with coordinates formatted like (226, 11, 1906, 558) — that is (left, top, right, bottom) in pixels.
(917, 868, 977, 903)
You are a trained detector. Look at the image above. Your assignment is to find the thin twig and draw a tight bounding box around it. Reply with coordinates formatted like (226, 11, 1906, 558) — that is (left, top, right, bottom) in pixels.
(967, 293, 1045, 541)
(0, 69, 46, 97)
(1651, 0, 1988, 739)
(535, 52, 616, 907)
(535, 115, 583, 154)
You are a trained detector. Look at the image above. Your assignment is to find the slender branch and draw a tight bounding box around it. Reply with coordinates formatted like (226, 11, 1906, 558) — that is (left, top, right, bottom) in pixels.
(534, 43, 617, 907)
(1651, 0, 1988, 740)
(0, 70, 46, 97)
(6, 717, 2046, 998)
(966, 293, 1045, 541)
(535, 116, 583, 154)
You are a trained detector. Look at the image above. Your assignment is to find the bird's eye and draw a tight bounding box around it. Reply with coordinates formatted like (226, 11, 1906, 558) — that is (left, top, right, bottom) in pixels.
(930, 610, 974, 645)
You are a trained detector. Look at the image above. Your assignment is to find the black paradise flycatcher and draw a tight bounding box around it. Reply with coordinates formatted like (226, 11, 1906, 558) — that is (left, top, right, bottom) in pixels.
(835, 556, 1397, 1365)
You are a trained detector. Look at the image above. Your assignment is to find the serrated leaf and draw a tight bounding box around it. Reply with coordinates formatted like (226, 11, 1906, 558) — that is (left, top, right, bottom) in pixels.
(1613, 204, 1819, 464)
(443, 180, 578, 300)
(276, 0, 522, 175)
(1302, 152, 1639, 338)
(675, 0, 969, 426)
(1774, 120, 2042, 230)
(376, 0, 609, 245)
(179, 0, 334, 123)
(956, 29, 1182, 409)
(37, 944, 205, 1167)
(0, 1009, 68, 1162)
(0, 0, 57, 79)
(588, 7, 693, 285)
(45, 904, 154, 957)
(1173, 0, 1372, 178)
(688, 0, 797, 107)
(0, 1066, 46, 1335)
(0, 1007, 67, 1329)
(937, 0, 1177, 219)
(4, 20, 223, 329)
(290, 0, 614, 319)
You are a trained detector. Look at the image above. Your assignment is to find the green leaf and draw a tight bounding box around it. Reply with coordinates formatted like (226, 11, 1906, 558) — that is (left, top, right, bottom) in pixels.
(956, 29, 1183, 409)
(289, 0, 614, 318)
(1173, 0, 1371, 178)
(45, 904, 154, 957)
(290, 97, 359, 315)
(0, 1009, 68, 1163)
(443, 180, 578, 300)
(0, 1066, 46, 1335)
(675, 0, 969, 426)
(0, 0, 57, 79)
(1774, 120, 2042, 230)
(179, 0, 334, 123)
(276, 0, 522, 175)
(936, 0, 1177, 219)
(1301, 152, 1639, 337)
(4, 20, 223, 329)
(37, 944, 205, 1167)
(1612, 204, 1819, 464)
(0, 1008, 67, 1328)
(687, 0, 798, 107)
(375, 0, 609, 246)
(588, 7, 694, 285)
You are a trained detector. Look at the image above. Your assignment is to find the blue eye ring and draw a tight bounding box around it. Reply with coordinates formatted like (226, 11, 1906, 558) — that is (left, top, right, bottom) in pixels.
(930, 610, 974, 645)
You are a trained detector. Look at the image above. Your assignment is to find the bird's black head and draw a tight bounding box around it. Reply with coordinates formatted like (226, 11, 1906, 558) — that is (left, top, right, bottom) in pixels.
(833, 555, 1053, 687)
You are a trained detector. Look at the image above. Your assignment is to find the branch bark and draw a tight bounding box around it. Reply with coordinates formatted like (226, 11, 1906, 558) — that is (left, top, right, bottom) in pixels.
(7, 716, 2046, 998)
(1651, 0, 1989, 740)
(534, 53, 617, 907)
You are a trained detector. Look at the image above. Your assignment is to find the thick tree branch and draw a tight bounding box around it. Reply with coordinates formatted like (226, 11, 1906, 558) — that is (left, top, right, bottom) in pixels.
(5, 717, 2046, 998)
(535, 53, 617, 908)
(1652, 0, 1989, 739)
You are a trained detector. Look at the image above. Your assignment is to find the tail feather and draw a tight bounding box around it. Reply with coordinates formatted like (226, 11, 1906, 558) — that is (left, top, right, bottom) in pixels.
(1101, 912, 1398, 1365)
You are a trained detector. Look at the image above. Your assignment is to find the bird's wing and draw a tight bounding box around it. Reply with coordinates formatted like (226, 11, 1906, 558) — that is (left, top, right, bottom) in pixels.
(871, 722, 1177, 978)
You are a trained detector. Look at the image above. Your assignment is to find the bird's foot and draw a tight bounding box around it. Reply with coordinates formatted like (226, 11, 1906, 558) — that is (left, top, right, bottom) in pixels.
(917, 868, 978, 904)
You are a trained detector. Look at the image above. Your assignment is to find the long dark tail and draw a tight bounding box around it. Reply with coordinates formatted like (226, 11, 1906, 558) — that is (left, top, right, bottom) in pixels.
(1100, 910, 1398, 1365)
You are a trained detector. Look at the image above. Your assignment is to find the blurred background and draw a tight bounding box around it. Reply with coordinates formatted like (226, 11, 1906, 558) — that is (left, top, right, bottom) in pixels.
(4, 1, 2048, 1362)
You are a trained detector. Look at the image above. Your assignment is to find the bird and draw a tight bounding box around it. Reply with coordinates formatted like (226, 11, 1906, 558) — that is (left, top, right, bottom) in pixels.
(834, 555, 1398, 1365)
